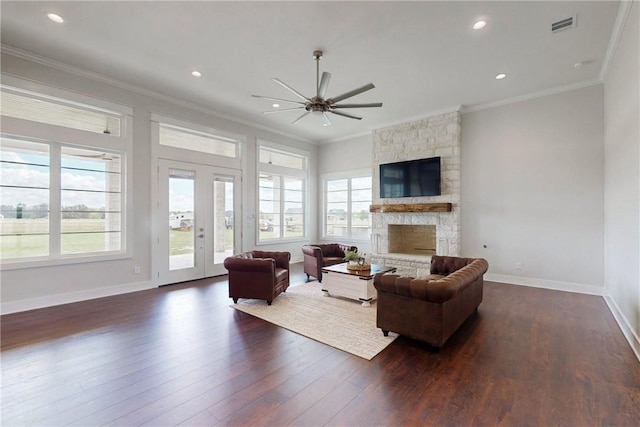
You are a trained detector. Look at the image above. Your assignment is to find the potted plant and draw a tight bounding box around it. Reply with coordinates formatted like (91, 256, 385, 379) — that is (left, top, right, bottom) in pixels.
(343, 250, 360, 263)
(344, 250, 368, 270)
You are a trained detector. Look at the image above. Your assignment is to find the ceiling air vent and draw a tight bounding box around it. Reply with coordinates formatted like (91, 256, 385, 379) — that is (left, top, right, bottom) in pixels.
(552, 15, 577, 33)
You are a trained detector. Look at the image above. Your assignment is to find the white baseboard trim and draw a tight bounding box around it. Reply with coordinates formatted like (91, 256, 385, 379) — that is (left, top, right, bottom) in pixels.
(603, 294, 640, 362)
(485, 273, 605, 296)
(1, 280, 156, 315)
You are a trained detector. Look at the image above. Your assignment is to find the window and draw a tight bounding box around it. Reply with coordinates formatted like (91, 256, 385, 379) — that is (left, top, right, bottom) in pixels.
(1, 87, 122, 136)
(0, 139, 50, 259)
(159, 123, 238, 157)
(257, 145, 307, 242)
(324, 174, 372, 240)
(0, 81, 131, 266)
(60, 146, 123, 254)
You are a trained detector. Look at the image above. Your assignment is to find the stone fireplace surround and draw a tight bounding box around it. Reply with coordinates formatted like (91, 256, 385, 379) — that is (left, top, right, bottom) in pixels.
(370, 111, 461, 277)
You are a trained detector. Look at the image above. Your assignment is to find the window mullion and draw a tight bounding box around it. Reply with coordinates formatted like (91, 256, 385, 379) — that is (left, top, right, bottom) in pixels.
(50, 144, 61, 256)
(279, 176, 285, 239)
(347, 178, 352, 239)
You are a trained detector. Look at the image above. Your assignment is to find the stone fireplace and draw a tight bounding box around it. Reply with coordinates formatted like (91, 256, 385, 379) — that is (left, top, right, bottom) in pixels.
(370, 111, 461, 277)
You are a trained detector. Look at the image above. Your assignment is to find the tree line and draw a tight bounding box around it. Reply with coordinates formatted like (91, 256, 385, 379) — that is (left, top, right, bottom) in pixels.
(0, 204, 106, 219)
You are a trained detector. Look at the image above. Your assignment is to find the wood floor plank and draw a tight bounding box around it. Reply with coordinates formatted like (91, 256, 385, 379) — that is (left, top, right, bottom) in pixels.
(2, 265, 639, 427)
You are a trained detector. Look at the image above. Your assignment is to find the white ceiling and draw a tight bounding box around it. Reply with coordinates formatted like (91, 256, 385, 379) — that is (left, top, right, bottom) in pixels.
(0, 1, 620, 144)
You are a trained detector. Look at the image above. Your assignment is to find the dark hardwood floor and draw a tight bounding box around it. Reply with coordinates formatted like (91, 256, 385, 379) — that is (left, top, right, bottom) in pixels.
(2, 263, 639, 426)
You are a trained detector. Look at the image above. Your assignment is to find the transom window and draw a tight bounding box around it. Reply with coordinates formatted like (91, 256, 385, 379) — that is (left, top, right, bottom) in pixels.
(1, 87, 122, 136)
(159, 123, 238, 157)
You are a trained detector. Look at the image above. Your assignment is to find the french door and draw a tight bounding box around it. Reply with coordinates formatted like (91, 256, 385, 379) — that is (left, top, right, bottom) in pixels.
(157, 159, 240, 285)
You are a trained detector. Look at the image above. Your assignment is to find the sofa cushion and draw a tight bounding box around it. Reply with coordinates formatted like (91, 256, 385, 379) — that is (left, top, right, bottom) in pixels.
(323, 256, 344, 266)
(275, 267, 288, 283)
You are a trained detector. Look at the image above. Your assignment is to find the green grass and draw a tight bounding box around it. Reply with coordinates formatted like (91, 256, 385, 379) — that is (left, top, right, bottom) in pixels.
(1, 219, 234, 259)
(170, 229, 194, 255)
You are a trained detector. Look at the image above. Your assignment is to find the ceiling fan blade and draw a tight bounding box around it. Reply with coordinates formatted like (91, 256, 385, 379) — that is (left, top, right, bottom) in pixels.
(329, 110, 362, 120)
(262, 107, 305, 115)
(251, 95, 305, 105)
(272, 78, 309, 102)
(332, 102, 383, 108)
(292, 111, 311, 124)
(327, 83, 375, 104)
(318, 72, 332, 99)
(321, 112, 332, 126)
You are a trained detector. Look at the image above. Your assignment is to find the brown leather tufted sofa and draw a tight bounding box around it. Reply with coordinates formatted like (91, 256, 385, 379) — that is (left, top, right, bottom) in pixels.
(373, 255, 489, 349)
(223, 250, 290, 305)
(301, 243, 358, 282)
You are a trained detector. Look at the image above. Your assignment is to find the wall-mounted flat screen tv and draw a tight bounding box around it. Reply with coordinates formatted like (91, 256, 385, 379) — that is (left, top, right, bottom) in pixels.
(380, 157, 441, 198)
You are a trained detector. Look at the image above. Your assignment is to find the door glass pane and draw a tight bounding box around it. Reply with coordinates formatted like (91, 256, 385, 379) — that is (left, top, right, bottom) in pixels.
(169, 169, 195, 270)
(213, 177, 234, 264)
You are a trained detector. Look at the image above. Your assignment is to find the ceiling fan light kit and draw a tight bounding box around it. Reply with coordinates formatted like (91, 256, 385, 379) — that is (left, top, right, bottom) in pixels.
(252, 50, 382, 126)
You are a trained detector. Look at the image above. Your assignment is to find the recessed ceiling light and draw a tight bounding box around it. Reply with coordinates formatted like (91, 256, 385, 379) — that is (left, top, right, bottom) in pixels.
(47, 13, 64, 23)
(272, 103, 280, 108)
(496, 73, 507, 80)
(473, 20, 487, 30)
(191, 70, 202, 77)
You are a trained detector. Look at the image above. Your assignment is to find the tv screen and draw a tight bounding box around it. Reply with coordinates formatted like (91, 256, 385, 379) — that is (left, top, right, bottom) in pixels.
(380, 157, 441, 198)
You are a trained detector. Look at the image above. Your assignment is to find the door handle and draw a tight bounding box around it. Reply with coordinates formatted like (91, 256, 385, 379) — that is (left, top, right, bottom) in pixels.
(198, 234, 204, 238)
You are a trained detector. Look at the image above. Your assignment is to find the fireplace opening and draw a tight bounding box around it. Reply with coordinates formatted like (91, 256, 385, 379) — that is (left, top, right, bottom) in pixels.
(388, 224, 436, 256)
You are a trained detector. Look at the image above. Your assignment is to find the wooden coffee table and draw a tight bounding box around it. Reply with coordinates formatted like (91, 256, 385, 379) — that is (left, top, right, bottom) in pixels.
(321, 263, 397, 307)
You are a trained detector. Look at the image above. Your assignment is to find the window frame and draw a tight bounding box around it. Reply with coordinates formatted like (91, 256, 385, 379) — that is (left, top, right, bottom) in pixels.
(321, 169, 373, 242)
(256, 142, 309, 244)
(0, 76, 133, 270)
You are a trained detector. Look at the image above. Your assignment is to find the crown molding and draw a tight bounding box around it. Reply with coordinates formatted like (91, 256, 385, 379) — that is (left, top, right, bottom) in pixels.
(600, 0, 634, 82)
(0, 44, 316, 145)
(320, 105, 462, 144)
(460, 79, 602, 114)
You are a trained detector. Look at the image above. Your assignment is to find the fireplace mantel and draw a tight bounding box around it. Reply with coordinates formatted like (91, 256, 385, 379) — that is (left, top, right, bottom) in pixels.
(369, 203, 452, 213)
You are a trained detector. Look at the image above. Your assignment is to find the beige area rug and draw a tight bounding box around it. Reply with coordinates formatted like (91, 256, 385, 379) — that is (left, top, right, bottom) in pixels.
(231, 282, 398, 360)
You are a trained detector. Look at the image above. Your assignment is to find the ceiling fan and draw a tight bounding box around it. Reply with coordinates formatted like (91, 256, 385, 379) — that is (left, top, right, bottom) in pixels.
(252, 50, 382, 126)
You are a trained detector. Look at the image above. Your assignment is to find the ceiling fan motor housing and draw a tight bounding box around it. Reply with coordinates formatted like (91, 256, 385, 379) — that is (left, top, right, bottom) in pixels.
(252, 50, 382, 124)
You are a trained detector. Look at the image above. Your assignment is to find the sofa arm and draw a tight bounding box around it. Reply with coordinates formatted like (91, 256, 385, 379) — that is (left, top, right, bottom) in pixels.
(302, 245, 323, 259)
(224, 256, 275, 273)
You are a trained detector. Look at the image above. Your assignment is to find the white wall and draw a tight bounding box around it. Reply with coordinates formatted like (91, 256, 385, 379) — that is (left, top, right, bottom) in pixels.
(318, 134, 372, 174)
(603, 2, 640, 357)
(461, 85, 605, 294)
(0, 53, 316, 313)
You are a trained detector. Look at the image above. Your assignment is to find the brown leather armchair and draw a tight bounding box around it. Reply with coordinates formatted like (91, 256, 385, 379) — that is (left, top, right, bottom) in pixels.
(223, 250, 290, 305)
(374, 255, 489, 349)
(301, 243, 358, 282)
